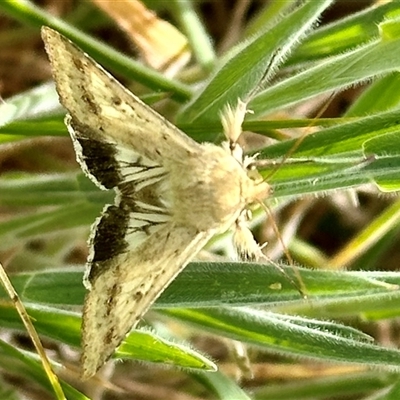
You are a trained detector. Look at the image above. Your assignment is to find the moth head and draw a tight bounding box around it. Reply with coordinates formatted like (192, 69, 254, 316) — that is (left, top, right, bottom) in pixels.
(244, 165, 271, 204)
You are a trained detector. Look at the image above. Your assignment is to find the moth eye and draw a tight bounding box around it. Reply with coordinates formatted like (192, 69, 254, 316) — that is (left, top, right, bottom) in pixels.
(247, 168, 263, 182)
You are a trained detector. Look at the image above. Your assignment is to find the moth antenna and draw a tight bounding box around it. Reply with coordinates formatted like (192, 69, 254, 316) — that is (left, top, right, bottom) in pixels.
(249, 94, 340, 289)
(258, 200, 308, 298)
(233, 205, 307, 298)
(250, 93, 367, 297)
(264, 92, 337, 182)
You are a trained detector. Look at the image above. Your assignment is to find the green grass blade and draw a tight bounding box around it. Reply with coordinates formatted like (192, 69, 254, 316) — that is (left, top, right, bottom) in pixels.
(180, 0, 334, 123)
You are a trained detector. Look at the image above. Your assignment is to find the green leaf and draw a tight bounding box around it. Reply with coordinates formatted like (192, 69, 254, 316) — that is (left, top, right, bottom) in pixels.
(2, 263, 398, 309)
(345, 73, 400, 116)
(180, 0, 335, 123)
(249, 34, 400, 116)
(0, 339, 88, 399)
(363, 131, 400, 191)
(164, 307, 400, 369)
(118, 330, 217, 371)
(290, 1, 400, 64)
(253, 371, 398, 400)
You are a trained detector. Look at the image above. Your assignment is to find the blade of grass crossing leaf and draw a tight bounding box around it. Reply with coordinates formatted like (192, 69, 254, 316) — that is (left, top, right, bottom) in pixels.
(0, 263, 66, 400)
(0, 339, 88, 399)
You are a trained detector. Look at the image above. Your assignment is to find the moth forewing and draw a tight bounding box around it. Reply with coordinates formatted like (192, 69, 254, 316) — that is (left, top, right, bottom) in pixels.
(41, 26, 271, 379)
(82, 221, 215, 379)
(41, 26, 200, 165)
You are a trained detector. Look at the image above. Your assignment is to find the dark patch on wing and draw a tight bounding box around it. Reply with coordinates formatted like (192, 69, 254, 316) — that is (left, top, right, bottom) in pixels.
(106, 283, 120, 317)
(87, 197, 171, 283)
(133, 290, 143, 301)
(69, 118, 122, 189)
(91, 204, 130, 264)
(72, 56, 84, 72)
(104, 327, 116, 345)
(81, 92, 100, 115)
(78, 137, 121, 189)
(112, 96, 122, 106)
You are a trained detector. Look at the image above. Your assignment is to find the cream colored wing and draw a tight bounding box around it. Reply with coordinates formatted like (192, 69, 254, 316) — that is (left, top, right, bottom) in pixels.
(40, 27, 215, 378)
(41, 27, 201, 167)
(81, 204, 214, 379)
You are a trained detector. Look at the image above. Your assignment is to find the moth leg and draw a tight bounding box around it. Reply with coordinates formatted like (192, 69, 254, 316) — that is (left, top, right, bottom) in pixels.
(233, 209, 265, 261)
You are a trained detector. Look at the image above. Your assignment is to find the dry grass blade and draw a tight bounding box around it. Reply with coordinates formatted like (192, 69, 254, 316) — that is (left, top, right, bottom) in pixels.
(0, 262, 66, 400)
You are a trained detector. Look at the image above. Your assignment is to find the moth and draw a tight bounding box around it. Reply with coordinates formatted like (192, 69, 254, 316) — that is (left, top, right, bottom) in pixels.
(41, 26, 271, 379)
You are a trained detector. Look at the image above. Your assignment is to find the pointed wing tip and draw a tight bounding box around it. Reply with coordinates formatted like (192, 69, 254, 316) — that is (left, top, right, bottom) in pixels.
(41, 26, 57, 44)
(41, 25, 50, 35)
(80, 369, 94, 381)
(41, 26, 67, 68)
(80, 350, 107, 381)
(80, 295, 122, 380)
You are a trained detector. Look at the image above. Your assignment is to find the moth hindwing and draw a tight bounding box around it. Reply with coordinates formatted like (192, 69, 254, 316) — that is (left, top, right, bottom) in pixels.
(41, 26, 271, 379)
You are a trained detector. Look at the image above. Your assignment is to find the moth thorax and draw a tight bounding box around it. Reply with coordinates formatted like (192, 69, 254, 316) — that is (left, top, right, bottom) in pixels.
(167, 144, 253, 231)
